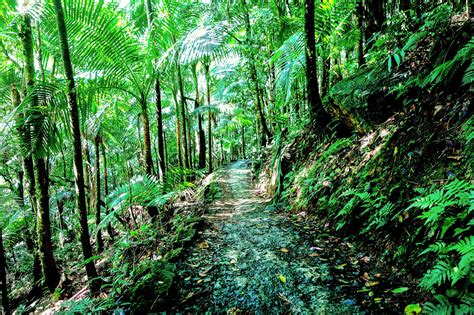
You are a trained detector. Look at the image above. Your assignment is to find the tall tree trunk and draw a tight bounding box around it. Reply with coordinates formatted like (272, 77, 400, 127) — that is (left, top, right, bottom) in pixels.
(139, 97, 159, 218)
(243, 1, 272, 145)
(304, 0, 332, 129)
(19, 10, 60, 293)
(52, 0, 101, 294)
(140, 96, 154, 176)
(144, 0, 165, 178)
(192, 64, 206, 169)
(94, 135, 103, 253)
(101, 139, 114, 241)
(204, 63, 213, 173)
(172, 89, 184, 168)
(176, 61, 190, 169)
(34, 157, 61, 291)
(0, 228, 9, 315)
(11, 84, 42, 296)
(155, 75, 166, 178)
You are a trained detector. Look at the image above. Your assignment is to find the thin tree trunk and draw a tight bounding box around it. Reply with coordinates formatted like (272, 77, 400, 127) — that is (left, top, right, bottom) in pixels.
(101, 139, 114, 241)
(241, 126, 246, 159)
(192, 64, 206, 169)
(204, 63, 213, 173)
(176, 61, 190, 169)
(52, 0, 101, 294)
(304, 0, 332, 129)
(19, 11, 60, 293)
(94, 135, 103, 252)
(155, 75, 166, 178)
(139, 97, 159, 218)
(140, 97, 154, 176)
(173, 89, 184, 168)
(11, 84, 42, 296)
(0, 228, 9, 315)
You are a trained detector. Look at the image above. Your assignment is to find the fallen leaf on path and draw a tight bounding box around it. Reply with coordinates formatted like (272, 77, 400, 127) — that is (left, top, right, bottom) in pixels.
(198, 241, 209, 249)
(335, 263, 347, 270)
(361, 272, 370, 281)
(277, 274, 286, 283)
(230, 258, 237, 264)
(196, 279, 203, 284)
(278, 293, 293, 304)
(309, 253, 320, 257)
(365, 281, 380, 287)
(310, 246, 323, 251)
(361, 256, 370, 263)
(280, 248, 289, 253)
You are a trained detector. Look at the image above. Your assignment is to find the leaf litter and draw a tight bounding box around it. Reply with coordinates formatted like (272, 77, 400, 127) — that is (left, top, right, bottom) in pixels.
(168, 161, 360, 313)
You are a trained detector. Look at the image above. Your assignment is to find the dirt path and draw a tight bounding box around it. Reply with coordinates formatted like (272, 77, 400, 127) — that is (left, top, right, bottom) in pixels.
(172, 160, 358, 313)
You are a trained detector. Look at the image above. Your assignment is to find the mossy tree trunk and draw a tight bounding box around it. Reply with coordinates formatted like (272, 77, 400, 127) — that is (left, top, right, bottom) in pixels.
(52, 0, 101, 294)
(11, 84, 42, 296)
(19, 9, 60, 293)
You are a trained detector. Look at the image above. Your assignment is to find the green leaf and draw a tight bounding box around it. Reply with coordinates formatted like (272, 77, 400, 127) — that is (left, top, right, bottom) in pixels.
(392, 287, 409, 294)
(404, 303, 422, 314)
(277, 274, 286, 283)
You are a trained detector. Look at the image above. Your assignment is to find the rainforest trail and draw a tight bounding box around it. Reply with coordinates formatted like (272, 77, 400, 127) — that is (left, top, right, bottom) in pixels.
(170, 160, 357, 313)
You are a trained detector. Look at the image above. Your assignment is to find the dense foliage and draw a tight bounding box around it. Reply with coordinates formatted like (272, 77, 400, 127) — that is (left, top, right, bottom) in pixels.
(0, 0, 472, 313)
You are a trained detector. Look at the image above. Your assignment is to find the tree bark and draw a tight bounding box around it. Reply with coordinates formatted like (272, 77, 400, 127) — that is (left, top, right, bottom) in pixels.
(19, 10, 60, 293)
(0, 228, 9, 315)
(192, 64, 206, 169)
(101, 139, 114, 241)
(304, 0, 332, 129)
(172, 88, 184, 168)
(155, 75, 166, 178)
(11, 84, 42, 297)
(52, 0, 101, 294)
(204, 63, 213, 173)
(176, 61, 190, 169)
(94, 135, 103, 252)
(140, 96, 154, 176)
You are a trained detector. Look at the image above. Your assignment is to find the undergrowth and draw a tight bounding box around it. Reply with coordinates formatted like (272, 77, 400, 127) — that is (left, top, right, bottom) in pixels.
(275, 5, 473, 313)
